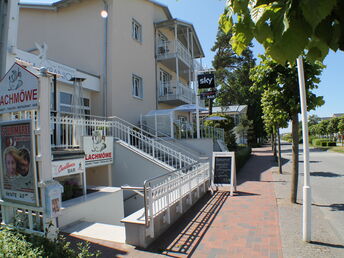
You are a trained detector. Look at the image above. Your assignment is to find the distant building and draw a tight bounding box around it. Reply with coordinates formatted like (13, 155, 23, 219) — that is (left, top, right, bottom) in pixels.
(333, 113, 344, 118)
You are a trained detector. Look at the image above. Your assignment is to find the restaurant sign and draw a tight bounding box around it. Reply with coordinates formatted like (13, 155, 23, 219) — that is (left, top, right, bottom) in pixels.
(0, 63, 38, 114)
(52, 158, 85, 178)
(84, 130, 113, 168)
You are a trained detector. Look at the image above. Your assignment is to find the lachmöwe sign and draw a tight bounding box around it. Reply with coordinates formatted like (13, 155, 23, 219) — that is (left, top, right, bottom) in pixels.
(84, 130, 113, 168)
(52, 158, 85, 178)
(0, 63, 38, 114)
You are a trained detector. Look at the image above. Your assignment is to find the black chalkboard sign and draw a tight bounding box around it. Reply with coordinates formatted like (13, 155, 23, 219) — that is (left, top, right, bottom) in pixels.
(214, 156, 232, 184)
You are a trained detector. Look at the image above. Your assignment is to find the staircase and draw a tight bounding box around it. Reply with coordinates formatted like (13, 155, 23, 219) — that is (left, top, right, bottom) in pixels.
(51, 113, 199, 171)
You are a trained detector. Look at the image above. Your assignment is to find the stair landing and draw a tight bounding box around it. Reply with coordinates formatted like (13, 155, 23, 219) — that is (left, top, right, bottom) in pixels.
(61, 221, 126, 243)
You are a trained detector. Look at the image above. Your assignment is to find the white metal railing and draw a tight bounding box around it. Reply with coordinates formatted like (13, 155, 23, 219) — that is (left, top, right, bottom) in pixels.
(143, 161, 210, 237)
(49, 112, 197, 170)
(0, 201, 45, 235)
(158, 80, 196, 104)
(173, 121, 225, 141)
(156, 40, 192, 66)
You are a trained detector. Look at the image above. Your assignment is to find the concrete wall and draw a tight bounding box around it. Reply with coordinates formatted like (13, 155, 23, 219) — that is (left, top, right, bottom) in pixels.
(60, 187, 124, 227)
(112, 141, 171, 215)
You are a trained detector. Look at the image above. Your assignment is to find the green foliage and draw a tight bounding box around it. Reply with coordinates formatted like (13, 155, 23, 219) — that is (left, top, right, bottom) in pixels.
(212, 29, 265, 145)
(221, 0, 344, 63)
(338, 117, 344, 134)
(235, 146, 252, 171)
(204, 114, 236, 149)
(0, 226, 101, 257)
(308, 114, 321, 126)
(282, 133, 293, 142)
(312, 138, 336, 147)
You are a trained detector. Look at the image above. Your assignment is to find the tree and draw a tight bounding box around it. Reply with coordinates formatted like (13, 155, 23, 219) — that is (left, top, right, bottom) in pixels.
(338, 117, 344, 145)
(318, 119, 330, 138)
(220, 0, 344, 64)
(327, 117, 340, 140)
(308, 115, 321, 127)
(250, 55, 324, 203)
(212, 29, 265, 145)
(260, 89, 289, 173)
(204, 114, 237, 150)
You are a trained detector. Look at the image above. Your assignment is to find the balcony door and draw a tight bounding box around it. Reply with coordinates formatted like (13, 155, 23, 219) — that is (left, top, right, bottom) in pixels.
(158, 32, 169, 55)
(159, 69, 172, 96)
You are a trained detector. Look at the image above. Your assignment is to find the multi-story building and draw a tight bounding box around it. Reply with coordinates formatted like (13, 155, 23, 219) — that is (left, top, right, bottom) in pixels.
(18, 0, 204, 124)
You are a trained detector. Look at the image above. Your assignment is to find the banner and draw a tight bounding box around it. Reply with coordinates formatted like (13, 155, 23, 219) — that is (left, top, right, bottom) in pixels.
(0, 63, 39, 114)
(52, 158, 85, 178)
(84, 130, 113, 168)
(0, 120, 37, 206)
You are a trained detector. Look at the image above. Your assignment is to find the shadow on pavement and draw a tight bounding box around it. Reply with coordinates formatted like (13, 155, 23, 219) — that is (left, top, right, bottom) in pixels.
(312, 203, 344, 211)
(310, 172, 343, 177)
(147, 191, 229, 257)
(310, 241, 344, 249)
(62, 233, 128, 257)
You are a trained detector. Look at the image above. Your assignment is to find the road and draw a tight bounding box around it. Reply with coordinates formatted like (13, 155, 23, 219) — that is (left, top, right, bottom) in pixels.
(281, 143, 344, 242)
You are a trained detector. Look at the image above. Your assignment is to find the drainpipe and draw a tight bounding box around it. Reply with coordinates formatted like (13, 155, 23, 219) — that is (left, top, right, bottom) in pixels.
(102, 0, 108, 117)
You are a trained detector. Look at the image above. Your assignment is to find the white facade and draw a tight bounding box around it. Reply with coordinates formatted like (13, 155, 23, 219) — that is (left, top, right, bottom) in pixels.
(18, 0, 204, 124)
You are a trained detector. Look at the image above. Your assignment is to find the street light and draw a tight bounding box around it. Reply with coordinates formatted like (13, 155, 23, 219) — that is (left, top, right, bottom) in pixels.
(101, 0, 108, 117)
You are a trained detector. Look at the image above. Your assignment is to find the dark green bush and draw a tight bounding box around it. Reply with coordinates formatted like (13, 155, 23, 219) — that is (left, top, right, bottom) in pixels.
(312, 138, 336, 147)
(327, 141, 336, 146)
(0, 226, 100, 257)
(235, 146, 252, 171)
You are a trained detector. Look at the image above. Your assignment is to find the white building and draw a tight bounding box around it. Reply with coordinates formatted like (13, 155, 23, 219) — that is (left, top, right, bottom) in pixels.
(0, 0, 226, 248)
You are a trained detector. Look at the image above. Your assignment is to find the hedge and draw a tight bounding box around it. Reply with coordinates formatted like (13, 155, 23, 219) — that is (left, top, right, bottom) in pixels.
(312, 138, 336, 147)
(235, 146, 252, 171)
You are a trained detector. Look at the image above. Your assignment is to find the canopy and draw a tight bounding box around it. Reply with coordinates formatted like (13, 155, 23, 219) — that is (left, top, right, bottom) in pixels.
(173, 104, 208, 112)
(204, 116, 227, 121)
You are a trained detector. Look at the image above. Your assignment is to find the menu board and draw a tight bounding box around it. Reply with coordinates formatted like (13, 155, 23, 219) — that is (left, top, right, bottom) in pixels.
(212, 152, 236, 195)
(214, 156, 232, 184)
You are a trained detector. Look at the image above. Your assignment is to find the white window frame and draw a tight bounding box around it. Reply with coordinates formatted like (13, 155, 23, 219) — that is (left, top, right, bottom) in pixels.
(132, 19, 142, 42)
(132, 75, 143, 99)
(59, 92, 91, 115)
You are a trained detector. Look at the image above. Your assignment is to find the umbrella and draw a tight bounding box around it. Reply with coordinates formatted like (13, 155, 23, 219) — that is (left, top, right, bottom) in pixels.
(204, 116, 227, 121)
(173, 104, 208, 112)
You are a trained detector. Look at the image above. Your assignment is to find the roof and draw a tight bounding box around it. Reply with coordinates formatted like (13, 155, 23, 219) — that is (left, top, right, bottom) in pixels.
(200, 105, 248, 115)
(333, 113, 344, 118)
(155, 18, 205, 58)
(19, 0, 172, 19)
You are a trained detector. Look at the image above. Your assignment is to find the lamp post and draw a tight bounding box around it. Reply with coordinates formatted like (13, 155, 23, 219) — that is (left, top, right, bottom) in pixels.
(101, 0, 108, 117)
(297, 56, 312, 242)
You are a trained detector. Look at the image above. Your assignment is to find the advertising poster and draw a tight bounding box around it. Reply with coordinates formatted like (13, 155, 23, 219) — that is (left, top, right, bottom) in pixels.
(0, 63, 39, 114)
(52, 158, 85, 178)
(84, 130, 113, 168)
(0, 120, 37, 206)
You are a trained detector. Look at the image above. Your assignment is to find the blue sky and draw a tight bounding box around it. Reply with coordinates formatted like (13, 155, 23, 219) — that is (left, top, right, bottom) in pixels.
(21, 0, 344, 121)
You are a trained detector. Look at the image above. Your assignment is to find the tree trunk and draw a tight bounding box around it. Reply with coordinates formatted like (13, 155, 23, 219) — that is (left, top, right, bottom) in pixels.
(291, 112, 299, 203)
(277, 126, 282, 174)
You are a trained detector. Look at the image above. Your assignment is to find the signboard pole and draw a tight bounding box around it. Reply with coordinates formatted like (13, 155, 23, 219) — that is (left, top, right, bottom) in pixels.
(36, 69, 58, 239)
(194, 70, 200, 139)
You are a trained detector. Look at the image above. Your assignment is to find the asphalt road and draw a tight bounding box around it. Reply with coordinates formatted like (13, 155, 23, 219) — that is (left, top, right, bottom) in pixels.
(280, 143, 344, 242)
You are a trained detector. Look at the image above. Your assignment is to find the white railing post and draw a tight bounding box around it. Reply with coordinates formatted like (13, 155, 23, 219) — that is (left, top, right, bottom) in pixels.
(179, 152, 182, 169)
(147, 187, 154, 238)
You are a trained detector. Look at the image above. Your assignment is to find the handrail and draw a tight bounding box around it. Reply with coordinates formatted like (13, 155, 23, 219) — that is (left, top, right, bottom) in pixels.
(143, 160, 209, 227)
(50, 111, 197, 169)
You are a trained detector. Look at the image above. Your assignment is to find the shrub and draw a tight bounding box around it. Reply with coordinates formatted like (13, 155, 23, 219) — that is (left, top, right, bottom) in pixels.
(235, 146, 252, 171)
(0, 226, 101, 257)
(312, 138, 336, 147)
(327, 141, 336, 146)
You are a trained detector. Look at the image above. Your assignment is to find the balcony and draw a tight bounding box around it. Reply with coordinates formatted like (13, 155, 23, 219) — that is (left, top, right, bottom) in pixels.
(158, 81, 195, 105)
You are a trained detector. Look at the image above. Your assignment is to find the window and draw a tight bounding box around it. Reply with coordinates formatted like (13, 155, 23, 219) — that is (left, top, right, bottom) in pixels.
(132, 19, 142, 42)
(132, 75, 143, 99)
(59, 92, 90, 115)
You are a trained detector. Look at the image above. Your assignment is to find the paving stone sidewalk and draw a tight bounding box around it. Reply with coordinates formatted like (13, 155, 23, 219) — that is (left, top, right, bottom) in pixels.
(65, 146, 284, 257)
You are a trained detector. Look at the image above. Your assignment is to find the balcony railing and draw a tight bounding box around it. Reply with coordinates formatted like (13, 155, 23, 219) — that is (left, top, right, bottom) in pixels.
(156, 40, 192, 67)
(158, 81, 196, 104)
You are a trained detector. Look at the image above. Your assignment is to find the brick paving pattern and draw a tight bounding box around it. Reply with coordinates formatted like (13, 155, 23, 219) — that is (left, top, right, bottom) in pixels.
(65, 146, 283, 257)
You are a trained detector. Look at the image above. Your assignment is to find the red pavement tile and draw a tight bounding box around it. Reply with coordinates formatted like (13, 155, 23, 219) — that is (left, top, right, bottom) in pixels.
(64, 146, 283, 258)
(149, 146, 283, 258)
